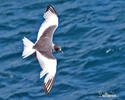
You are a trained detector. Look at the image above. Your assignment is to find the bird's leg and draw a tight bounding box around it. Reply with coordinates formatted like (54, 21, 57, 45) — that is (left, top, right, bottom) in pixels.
(34, 57, 37, 61)
(33, 52, 37, 61)
(33, 52, 36, 56)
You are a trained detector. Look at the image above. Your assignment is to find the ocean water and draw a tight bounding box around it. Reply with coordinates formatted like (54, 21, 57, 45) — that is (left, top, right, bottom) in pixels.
(0, 0, 125, 100)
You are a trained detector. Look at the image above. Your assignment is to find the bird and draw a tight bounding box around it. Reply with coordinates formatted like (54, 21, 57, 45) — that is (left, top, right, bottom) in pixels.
(22, 5, 61, 94)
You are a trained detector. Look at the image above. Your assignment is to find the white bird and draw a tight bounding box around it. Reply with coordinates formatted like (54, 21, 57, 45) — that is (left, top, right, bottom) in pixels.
(22, 5, 61, 94)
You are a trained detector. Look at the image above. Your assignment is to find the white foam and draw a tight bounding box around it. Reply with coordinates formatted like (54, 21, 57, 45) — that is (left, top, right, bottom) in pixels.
(100, 92, 117, 98)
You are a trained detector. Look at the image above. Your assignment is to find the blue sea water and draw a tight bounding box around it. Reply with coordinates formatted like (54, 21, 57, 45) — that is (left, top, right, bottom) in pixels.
(0, 0, 125, 100)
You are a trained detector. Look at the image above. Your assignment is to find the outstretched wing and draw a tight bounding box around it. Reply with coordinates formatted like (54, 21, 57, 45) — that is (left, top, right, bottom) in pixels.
(34, 5, 58, 59)
(37, 5, 58, 41)
(33, 25, 57, 59)
(43, 73, 55, 94)
(36, 51, 57, 94)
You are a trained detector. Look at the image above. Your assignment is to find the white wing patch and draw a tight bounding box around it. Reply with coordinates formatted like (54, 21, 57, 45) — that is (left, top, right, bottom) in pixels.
(36, 9, 58, 41)
(36, 51, 57, 94)
(36, 51, 57, 73)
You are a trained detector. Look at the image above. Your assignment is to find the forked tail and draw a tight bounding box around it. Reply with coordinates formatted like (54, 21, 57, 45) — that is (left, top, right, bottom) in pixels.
(22, 37, 35, 58)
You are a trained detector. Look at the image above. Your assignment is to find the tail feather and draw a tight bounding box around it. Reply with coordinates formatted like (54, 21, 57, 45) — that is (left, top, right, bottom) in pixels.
(22, 37, 35, 58)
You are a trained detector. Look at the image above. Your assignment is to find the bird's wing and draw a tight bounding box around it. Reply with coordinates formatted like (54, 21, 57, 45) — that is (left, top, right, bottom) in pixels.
(43, 73, 55, 94)
(33, 25, 57, 57)
(36, 51, 57, 94)
(37, 5, 58, 41)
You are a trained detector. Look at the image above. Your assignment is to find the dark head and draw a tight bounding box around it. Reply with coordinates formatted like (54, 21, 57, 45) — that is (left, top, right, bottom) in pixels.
(53, 45, 62, 52)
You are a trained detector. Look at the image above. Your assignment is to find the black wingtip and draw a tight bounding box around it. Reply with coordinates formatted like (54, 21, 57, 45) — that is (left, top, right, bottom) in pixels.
(46, 5, 57, 14)
(43, 76, 55, 94)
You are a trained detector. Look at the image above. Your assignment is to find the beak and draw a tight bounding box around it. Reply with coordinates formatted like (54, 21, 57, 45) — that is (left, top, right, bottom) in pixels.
(60, 48, 63, 53)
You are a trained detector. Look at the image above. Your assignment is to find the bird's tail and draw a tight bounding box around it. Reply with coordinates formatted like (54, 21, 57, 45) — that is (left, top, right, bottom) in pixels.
(22, 37, 35, 58)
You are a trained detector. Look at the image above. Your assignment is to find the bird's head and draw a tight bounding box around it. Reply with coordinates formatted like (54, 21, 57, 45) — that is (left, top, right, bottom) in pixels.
(54, 45, 62, 52)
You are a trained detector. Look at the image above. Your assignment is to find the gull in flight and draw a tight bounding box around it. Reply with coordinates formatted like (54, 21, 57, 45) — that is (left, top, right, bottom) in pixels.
(22, 5, 61, 94)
